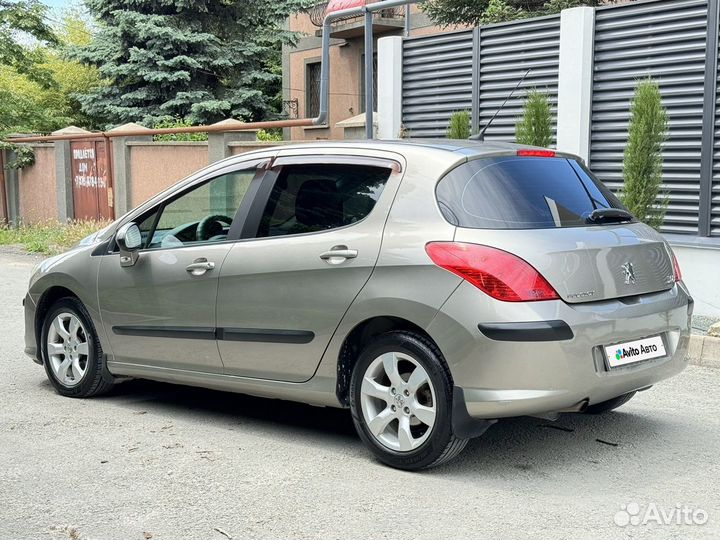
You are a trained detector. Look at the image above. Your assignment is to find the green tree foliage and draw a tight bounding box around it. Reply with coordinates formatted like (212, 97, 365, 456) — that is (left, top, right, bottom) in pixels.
(423, 0, 608, 27)
(543, 0, 587, 13)
(447, 110, 471, 139)
(45, 10, 105, 129)
(73, 0, 313, 128)
(620, 78, 668, 230)
(515, 89, 553, 148)
(0, 86, 59, 134)
(1, 7, 103, 168)
(0, 0, 57, 86)
(478, 0, 524, 24)
(0, 10, 103, 134)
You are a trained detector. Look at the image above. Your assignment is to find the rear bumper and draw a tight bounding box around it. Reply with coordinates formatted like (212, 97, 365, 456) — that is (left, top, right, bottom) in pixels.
(429, 281, 692, 420)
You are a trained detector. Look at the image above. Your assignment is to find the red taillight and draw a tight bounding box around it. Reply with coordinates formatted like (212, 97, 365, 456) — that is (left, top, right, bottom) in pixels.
(425, 242, 560, 302)
(516, 149, 556, 158)
(672, 252, 682, 282)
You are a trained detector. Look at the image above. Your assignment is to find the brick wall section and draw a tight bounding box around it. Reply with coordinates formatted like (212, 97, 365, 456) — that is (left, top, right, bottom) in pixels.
(228, 141, 294, 155)
(18, 145, 57, 223)
(128, 142, 209, 208)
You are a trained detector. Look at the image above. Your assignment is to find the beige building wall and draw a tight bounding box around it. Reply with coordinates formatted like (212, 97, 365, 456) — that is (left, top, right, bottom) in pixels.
(128, 142, 209, 208)
(283, 6, 466, 141)
(287, 43, 364, 141)
(18, 145, 57, 223)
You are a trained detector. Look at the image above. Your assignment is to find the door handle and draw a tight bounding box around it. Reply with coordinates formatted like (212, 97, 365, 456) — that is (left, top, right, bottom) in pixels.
(186, 258, 215, 276)
(319, 246, 358, 265)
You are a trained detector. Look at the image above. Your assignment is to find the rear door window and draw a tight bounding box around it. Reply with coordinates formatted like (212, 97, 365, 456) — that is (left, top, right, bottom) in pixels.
(256, 163, 391, 238)
(435, 156, 625, 230)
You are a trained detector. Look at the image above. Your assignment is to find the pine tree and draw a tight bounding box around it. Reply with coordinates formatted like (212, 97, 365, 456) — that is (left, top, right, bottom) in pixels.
(515, 89, 553, 148)
(73, 0, 312, 127)
(620, 78, 668, 230)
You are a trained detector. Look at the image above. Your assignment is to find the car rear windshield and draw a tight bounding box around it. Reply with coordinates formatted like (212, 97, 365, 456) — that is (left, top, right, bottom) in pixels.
(435, 156, 626, 230)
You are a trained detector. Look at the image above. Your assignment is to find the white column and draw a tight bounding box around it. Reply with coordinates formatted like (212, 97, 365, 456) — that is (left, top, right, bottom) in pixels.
(556, 6, 595, 161)
(377, 36, 403, 140)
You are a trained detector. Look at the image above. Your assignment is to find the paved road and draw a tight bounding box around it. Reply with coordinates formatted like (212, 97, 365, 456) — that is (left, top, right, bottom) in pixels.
(1, 251, 718, 540)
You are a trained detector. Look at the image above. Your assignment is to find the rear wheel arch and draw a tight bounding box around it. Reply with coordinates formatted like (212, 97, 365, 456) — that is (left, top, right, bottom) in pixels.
(336, 316, 448, 406)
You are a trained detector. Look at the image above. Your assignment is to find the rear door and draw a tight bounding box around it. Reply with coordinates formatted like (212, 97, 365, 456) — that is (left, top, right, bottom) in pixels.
(216, 154, 403, 382)
(436, 155, 676, 303)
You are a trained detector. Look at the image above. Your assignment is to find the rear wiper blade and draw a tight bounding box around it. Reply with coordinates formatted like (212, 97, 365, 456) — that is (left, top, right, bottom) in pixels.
(585, 208, 634, 224)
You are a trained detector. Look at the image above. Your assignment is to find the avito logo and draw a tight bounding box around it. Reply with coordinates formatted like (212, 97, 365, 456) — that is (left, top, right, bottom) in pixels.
(615, 343, 659, 361)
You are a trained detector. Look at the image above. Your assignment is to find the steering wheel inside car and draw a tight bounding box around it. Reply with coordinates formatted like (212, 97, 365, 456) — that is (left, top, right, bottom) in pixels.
(196, 215, 233, 241)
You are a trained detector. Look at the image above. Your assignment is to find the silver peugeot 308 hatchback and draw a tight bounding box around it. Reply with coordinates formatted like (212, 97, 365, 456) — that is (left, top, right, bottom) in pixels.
(24, 140, 692, 470)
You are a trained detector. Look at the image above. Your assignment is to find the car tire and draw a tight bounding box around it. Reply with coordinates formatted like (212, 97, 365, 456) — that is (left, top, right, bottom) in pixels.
(583, 391, 636, 414)
(40, 297, 114, 398)
(350, 330, 467, 470)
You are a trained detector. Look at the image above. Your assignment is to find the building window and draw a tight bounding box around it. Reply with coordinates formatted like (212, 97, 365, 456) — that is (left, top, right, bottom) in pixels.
(306, 61, 321, 118)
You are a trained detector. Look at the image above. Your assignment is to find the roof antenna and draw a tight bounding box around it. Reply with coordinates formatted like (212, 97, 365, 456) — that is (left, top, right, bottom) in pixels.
(470, 68, 532, 141)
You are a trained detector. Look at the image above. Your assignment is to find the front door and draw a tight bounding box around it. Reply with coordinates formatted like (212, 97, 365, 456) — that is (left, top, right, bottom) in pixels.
(98, 163, 264, 373)
(216, 156, 401, 382)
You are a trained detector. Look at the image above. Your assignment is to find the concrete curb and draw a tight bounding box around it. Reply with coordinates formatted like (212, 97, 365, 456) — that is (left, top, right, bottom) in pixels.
(688, 334, 720, 369)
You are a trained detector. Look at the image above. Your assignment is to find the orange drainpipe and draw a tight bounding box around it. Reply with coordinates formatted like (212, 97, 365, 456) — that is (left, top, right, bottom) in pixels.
(4, 118, 315, 144)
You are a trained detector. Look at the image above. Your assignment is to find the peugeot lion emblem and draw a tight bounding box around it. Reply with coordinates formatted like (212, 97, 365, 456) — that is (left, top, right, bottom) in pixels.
(621, 262, 636, 285)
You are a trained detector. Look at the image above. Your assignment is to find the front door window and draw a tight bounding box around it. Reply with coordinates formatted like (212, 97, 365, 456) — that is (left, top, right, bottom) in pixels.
(137, 168, 257, 250)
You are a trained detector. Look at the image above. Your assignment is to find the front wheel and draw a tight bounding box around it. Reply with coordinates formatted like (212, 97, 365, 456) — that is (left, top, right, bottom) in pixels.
(40, 297, 114, 398)
(349, 331, 467, 470)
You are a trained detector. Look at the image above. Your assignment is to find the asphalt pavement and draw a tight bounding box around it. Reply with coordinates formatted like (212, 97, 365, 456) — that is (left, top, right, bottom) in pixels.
(1, 250, 718, 540)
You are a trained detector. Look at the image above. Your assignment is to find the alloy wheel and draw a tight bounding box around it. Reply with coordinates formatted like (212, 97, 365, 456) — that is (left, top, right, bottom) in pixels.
(46, 312, 90, 387)
(359, 351, 437, 452)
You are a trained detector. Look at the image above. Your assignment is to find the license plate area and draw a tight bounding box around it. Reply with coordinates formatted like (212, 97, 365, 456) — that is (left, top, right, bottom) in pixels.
(603, 334, 667, 369)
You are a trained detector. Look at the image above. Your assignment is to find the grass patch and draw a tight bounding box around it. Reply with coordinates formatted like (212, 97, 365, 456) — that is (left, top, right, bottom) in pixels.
(0, 220, 111, 255)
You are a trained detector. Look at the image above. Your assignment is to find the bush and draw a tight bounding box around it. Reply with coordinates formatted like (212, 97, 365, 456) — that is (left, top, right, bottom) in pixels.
(0, 141, 35, 169)
(620, 78, 668, 230)
(447, 110, 471, 139)
(256, 128, 283, 142)
(153, 117, 208, 142)
(516, 89, 553, 147)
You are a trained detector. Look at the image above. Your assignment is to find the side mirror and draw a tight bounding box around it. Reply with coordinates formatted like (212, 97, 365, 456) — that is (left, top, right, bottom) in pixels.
(116, 222, 142, 267)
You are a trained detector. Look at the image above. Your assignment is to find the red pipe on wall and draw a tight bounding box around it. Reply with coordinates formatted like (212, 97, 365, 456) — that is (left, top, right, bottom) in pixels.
(4, 118, 315, 144)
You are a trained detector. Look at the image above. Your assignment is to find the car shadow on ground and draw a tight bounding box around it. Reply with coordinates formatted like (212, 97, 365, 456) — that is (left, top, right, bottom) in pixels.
(78, 378, 679, 474)
(97, 378, 359, 441)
